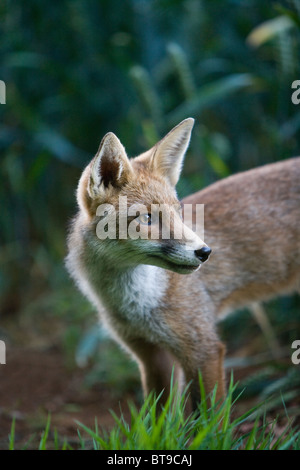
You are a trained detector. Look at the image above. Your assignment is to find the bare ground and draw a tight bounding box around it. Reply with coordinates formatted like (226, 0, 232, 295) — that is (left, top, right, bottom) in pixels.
(0, 344, 138, 449)
(0, 310, 299, 450)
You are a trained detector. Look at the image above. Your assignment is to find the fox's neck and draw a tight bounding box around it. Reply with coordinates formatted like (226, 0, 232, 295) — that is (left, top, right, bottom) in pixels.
(87, 261, 169, 321)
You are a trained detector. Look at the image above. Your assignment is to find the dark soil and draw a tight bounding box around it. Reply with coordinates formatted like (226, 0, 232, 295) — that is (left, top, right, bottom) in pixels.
(0, 312, 299, 450)
(0, 344, 136, 449)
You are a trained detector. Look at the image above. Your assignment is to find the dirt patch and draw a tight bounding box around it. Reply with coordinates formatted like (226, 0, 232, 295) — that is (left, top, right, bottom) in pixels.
(0, 335, 299, 449)
(0, 345, 136, 449)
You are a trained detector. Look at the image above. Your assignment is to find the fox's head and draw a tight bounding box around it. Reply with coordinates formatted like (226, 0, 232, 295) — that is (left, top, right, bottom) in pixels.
(76, 118, 211, 274)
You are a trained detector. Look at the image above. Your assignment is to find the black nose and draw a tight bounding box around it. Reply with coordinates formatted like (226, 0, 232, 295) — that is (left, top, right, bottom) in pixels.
(195, 246, 212, 262)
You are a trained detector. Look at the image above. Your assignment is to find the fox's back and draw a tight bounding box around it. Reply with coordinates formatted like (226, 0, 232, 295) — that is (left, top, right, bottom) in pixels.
(183, 157, 300, 316)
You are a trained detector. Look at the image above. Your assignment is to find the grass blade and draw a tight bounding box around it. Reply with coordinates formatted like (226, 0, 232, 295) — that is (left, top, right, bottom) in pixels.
(39, 414, 51, 450)
(8, 416, 16, 450)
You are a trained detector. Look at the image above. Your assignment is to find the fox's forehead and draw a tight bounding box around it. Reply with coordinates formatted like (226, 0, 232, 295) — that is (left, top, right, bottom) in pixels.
(120, 169, 180, 207)
(87, 167, 180, 215)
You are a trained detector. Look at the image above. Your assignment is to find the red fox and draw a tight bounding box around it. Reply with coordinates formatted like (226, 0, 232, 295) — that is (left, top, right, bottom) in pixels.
(66, 118, 300, 410)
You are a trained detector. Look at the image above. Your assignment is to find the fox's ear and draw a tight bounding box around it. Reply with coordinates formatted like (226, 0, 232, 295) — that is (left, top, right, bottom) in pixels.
(77, 132, 133, 215)
(151, 118, 194, 186)
(88, 132, 132, 198)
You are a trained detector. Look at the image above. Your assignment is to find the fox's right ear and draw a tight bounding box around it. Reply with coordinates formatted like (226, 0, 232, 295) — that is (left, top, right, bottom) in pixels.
(89, 132, 133, 197)
(77, 132, 133, 214)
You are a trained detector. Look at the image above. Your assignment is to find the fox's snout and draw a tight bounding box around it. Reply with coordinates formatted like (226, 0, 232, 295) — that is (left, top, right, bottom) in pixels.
(195, 246, 212, 263)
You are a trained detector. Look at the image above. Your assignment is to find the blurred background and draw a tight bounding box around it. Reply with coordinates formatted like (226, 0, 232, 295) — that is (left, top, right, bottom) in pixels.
(0, 0, 300, 444)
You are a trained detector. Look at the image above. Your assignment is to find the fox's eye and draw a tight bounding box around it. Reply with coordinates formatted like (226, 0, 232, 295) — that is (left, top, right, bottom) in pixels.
(138, 213, 152, 225)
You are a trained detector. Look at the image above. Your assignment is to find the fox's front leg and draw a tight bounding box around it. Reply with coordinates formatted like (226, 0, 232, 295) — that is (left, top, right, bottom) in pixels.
(126, 335, 225, 412)
(126, 338, 183, 406)
(182, 341, 226, 411)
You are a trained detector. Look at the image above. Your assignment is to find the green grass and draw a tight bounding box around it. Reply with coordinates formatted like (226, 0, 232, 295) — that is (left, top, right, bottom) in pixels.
(8, 375, 300, 450)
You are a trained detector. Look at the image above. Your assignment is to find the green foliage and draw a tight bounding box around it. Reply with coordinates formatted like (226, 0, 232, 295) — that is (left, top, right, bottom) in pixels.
(8, 376, 300, 450)
(1, 0, 300, 313)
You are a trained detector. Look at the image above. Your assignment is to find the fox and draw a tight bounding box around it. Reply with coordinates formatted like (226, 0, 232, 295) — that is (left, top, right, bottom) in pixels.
(66, 118, 300, 411)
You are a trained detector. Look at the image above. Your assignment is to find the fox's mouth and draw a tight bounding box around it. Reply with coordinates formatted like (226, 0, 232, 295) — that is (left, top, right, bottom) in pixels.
(149, 254, 201, 274)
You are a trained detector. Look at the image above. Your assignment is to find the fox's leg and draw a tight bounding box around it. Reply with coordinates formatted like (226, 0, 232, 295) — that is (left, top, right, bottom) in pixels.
(182, 341, 226, 411)
(126, 338, 183, 406)
(161, 314, 226, 412)
(126, 334, 225, 412)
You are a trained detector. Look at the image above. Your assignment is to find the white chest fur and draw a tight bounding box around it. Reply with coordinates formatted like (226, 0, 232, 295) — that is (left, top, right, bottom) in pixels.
(97, 264, 169, 320)
(76, 257, 169, 335)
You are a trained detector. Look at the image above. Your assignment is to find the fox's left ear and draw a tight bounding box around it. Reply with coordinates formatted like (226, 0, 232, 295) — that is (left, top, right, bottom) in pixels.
(151, 118, 194, 186)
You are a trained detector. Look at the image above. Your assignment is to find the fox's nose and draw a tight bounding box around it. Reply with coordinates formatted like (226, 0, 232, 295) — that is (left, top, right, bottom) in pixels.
(195, 246, 212, 262)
